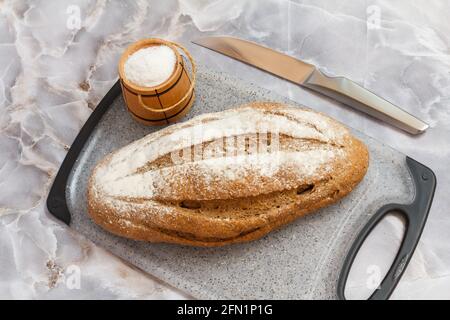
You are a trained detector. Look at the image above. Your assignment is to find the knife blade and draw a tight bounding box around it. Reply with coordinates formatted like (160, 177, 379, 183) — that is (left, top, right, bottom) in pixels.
(192, 36, 429, 135)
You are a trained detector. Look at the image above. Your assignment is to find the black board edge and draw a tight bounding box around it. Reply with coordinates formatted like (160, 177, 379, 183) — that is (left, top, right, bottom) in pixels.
(46, 80, 121, 225)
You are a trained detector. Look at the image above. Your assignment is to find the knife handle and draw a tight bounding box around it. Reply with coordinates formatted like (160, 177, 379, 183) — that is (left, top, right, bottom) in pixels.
(303, 69, 429, 135)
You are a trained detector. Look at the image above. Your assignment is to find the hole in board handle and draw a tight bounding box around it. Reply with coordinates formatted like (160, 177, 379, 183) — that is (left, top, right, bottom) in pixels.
(344, 211, 406, 300)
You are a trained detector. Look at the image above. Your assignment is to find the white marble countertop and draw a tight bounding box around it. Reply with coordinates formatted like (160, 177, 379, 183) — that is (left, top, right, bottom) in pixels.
(1, 0, 449, 299)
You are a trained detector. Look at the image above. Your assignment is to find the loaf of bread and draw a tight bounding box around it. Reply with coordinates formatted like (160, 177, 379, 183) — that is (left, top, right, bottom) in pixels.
(87, 102, 369, 246)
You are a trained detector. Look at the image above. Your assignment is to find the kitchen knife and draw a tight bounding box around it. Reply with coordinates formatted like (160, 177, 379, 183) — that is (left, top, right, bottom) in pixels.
(192, 36, 428, 135)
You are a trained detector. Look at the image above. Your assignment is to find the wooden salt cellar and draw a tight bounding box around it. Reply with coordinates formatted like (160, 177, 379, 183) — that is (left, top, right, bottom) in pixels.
(118, 38, 196, 125)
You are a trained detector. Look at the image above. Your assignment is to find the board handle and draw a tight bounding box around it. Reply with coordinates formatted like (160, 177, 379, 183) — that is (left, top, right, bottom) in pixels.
(47, 81, 123, 225)
(337, 156, 436, 300)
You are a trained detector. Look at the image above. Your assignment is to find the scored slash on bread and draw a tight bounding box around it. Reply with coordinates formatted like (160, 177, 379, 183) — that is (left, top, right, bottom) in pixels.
(87, 102, 369, 247)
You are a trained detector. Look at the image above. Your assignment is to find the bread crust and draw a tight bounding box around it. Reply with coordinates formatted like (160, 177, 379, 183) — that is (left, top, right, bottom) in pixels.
(87, 102, 369, 246)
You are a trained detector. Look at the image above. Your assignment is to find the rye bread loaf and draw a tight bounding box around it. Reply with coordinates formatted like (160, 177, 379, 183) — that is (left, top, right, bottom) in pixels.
(87, 102, 369, 246)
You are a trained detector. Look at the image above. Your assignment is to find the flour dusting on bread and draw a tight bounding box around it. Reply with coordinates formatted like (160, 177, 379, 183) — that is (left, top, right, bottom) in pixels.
(87, 102, 369, 246)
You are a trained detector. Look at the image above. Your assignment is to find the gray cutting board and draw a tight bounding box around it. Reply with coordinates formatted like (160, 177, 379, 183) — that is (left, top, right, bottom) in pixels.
(57, 67, 422, 299)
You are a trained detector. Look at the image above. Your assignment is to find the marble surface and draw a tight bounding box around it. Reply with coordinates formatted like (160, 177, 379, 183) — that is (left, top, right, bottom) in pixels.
(0, 0, 449, 299)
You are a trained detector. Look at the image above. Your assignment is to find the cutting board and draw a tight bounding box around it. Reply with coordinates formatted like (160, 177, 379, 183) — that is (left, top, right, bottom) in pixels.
(47, 66, 435, 300)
